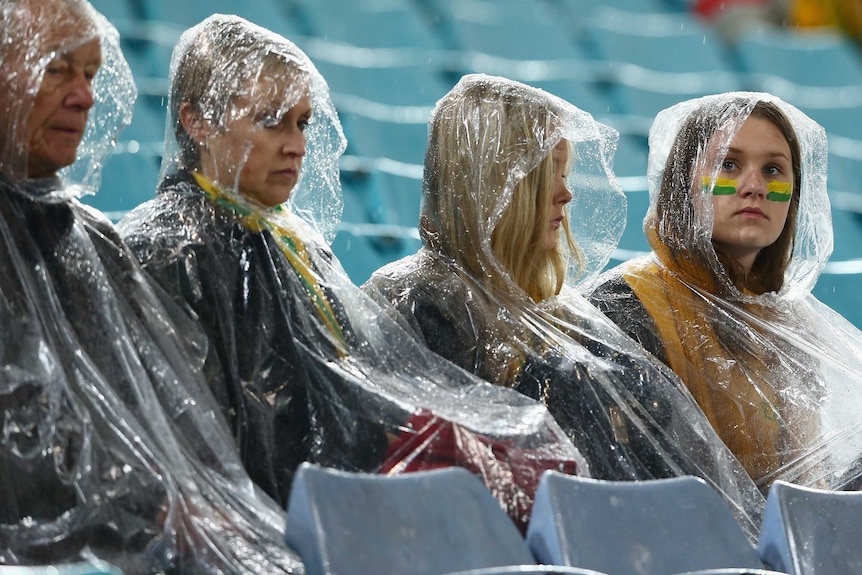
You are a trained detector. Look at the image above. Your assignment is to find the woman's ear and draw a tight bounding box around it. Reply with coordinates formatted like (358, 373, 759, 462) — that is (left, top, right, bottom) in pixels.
(179, 102, 208, 143)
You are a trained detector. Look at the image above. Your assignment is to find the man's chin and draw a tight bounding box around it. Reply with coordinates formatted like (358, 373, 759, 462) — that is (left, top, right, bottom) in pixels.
(27, 152, 78, 179)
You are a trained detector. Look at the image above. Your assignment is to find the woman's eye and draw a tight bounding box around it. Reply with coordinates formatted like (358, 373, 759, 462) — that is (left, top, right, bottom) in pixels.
(721, 160, 736, 171)
(765, 165, 781, 176)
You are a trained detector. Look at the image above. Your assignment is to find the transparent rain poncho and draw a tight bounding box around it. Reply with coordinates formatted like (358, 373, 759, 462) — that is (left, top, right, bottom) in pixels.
(0, 0, 308, 572)
(587, 92, 862, 493)
(363, 74, 767, 537)
(117, 14, 586, 532)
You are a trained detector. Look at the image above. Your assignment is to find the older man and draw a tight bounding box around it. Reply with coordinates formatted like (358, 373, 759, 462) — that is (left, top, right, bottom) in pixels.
(0, 1, 301, 571)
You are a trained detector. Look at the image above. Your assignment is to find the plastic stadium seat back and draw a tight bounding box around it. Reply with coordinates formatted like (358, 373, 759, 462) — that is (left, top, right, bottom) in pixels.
(804, 107, 862, 142)
(339, 111, 428, 166)
(757, 480, 862, 575)
(735, 27, 862, 89)
(313, 60, 449, 108)
(558, 0, 674, 15)
(441, 3, 582, 61)
(612, 80, 743, 124)
(376, 169, 423, 228)
(527, 472, 766, 575)
(445, 567, 611, 575)
(330, 224, 413, 285)
(88, 0, 137, 25)
(528, 79, 615, 120)
(588, 8, 732, 75)
(142, 0, 295, 32)
(285, 463, 537, 575)
(812, 268, 862, 335)
(616, 189, 652, 257)
(82, 150, 161, 220)
(302, 2, 442, 51)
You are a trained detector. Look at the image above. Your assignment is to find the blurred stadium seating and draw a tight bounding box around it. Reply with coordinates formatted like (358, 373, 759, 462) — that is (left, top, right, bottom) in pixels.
(85, 0, 862, 329)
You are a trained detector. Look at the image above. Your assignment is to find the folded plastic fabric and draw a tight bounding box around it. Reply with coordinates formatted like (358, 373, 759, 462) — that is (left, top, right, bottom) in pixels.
(117, 14, 587, 532)
(586, 92, 862, 493)
(362, 74, 767, 538)
(0, 1, 304, 571)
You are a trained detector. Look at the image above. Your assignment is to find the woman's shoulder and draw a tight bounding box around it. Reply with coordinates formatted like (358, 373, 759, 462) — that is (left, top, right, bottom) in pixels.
(117, 180, 233, 272)
(364, 250, 464, 307)
(584, 256, 662, 303)
(118, 176, 222, 255)
(583, 262, 670, 365)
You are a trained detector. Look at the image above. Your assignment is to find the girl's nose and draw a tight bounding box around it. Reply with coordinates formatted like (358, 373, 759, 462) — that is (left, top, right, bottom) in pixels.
(738, 171, 766, 198)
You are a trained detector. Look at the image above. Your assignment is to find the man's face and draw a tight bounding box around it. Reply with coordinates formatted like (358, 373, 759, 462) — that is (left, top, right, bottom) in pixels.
(25, 36, 102, 178)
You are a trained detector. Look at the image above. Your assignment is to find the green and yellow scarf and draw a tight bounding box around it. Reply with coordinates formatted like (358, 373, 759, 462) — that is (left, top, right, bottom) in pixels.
(194, 172, 347, 354)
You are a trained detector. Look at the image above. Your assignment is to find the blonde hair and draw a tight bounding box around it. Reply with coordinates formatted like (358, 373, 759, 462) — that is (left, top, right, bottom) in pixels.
(422, 77, 582, 303)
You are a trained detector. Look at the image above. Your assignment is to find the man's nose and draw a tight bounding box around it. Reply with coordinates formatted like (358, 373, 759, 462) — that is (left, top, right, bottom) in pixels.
(65, 74, 95, 110)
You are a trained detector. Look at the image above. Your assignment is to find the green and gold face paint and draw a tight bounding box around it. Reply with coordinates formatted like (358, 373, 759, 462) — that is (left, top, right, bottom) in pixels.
(702, 176, 737, 195)
(701, 176, 793, 202)
(766, 181, 792, 202)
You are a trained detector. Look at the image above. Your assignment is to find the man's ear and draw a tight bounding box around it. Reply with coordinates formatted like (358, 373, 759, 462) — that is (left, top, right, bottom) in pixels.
(179, 102, 207, 142)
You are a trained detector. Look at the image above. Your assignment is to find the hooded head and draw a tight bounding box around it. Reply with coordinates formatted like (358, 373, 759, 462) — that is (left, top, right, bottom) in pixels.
(421, 74, 624, 302)
(0, 0, 134, 196)
(163, 13, 346, 241)
(645, 92, 830, 299)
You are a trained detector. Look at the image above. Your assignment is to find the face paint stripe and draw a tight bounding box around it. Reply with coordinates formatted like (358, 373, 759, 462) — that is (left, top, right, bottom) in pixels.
(766, 181, 792, 202)
(702, 176, 737, 195)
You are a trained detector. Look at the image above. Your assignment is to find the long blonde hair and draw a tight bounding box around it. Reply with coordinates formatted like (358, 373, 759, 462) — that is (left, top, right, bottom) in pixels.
(422, 76, 581, 303)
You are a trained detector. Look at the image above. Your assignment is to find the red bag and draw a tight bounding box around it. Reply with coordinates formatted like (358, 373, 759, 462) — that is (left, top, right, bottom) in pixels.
(379, 409, 582, 532)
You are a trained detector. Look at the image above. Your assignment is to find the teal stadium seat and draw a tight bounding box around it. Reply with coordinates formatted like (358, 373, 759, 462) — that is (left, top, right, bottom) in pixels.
(88, 0, 138, 26)
(527, 472, 786, 575)
(827, 140, 862, 196)
(139, 0, 293, 31)
(331, 225, 416, 284)
(312, 59, 450, 107)
(284, 463, 539, 575)
(301, 0, 443, 51)
(335, 173, 420, 283)
(757, 480, 862, 575)
(557, 0, 680, 16)
(804, 106, 862, 142)
(812, 201, 862, 329)
(376, 168, 424, 227)
(735, 26, 862, 92)
(445, 568, 609, 575)
(433, 0, 582, 61)
(528, 78, 615, 120)
(82, 149, 161, 221)
(339, 111, 428, 166)
(587, 8, 741, 124)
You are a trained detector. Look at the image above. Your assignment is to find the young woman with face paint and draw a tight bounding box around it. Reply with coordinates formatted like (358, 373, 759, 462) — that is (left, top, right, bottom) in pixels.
(587, 93, 862, 493)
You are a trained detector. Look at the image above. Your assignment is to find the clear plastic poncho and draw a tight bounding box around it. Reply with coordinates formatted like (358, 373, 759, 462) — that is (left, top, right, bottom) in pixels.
(117, 14, 586, 532)
(0, 1, 306, 571)
(362, 74, 767, 538)
(586, 91, 862, 493)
